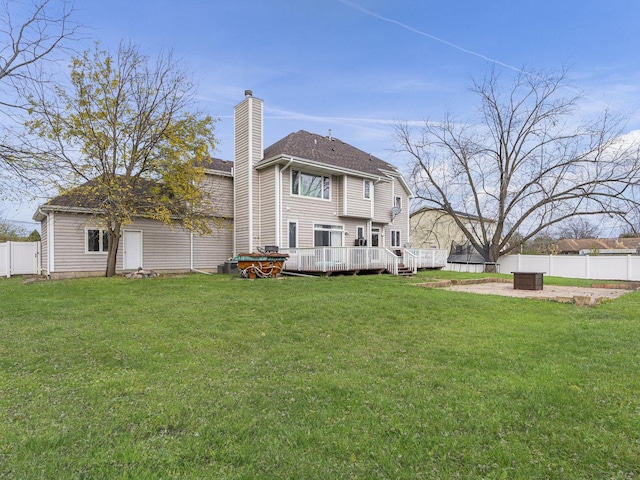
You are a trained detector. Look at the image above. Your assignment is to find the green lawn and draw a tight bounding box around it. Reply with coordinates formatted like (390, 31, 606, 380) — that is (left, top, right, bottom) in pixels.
(1, 272, 639, 479)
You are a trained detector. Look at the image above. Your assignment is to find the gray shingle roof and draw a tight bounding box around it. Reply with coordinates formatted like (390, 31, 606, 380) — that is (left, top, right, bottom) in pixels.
(199, 157, 233, 173)
(43, 176, 163, 210)
(261, 130, 399, 177)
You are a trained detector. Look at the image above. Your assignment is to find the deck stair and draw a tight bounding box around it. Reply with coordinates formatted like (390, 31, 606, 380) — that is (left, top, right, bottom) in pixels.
(397, 264, 415, 276)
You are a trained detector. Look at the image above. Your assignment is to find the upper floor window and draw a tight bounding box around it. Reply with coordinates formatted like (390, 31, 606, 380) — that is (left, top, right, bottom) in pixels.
(292, 170, 330, 200)
(87, 228, 109, 253)
(363, 180, 372, 199)
(394, 196, 402, 210)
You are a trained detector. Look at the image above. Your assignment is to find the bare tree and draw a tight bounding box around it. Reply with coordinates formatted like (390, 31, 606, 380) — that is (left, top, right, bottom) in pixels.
(555, 217, 600, 239)
(397, 69, 640, 263)
(0, 0, 80, 196)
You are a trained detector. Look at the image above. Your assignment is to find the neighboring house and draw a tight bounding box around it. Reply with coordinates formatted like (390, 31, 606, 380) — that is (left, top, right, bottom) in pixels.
(556, 237, 640, 255)
(410, 207, 496, 263)
(34, 91, 419, 278)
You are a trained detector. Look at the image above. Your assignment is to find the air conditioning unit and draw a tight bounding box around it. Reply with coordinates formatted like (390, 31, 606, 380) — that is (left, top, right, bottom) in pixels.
(354, 238, 367, 246)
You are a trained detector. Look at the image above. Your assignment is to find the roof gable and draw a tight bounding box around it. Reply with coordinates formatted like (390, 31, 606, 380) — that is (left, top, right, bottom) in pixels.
(261, 130, 400, 178)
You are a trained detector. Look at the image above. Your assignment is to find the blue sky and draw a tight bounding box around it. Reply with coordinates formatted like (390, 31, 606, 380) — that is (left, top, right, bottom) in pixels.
(5, 0, 640, 231)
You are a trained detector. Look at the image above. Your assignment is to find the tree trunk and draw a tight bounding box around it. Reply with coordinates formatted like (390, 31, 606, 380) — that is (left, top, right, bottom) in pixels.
(105, 222, 122, 277)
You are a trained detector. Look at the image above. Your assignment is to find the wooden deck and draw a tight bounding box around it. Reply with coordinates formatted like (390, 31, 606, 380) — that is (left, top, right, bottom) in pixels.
(278, 247, 447, 276)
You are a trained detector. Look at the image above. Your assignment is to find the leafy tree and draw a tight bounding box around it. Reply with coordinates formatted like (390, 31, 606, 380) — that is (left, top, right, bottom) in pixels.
(26, 229, 41, 242)
(397, 69, 640, 263)
(0, 217, 27, 241)
(0, 0, 79, 196)
(27, 43, 216, 276)
(524, 234, 558, 255)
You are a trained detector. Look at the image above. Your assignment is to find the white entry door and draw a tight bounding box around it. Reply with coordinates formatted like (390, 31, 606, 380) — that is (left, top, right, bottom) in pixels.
(123, 230, 143, 270)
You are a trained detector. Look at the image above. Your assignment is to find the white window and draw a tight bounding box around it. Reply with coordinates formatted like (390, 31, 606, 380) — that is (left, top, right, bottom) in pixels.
(356, 226, 364, 239)
(292, 170, 330, 200)
(394, 196, 402, 210)
(363, 180, 372, 199)
(391, 230, 401, 247)
(87, 228, 109, 253)
(313, 223, 343, 247)
(288, 221, 298, 248)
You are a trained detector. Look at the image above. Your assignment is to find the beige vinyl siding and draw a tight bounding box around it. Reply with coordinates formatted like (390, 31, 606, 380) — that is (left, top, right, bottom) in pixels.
(135, 219, 190, 270)
(387, 177, 410, 248)
(234, 101, 251, 253)
(200, 174, 233, 218)
(387, 178, 411, 247)
(342, 175, 372, 219)
(410, 209, 491, 250)
(193, 219, 233, 269)
(251, 104, 263, 162)
(250, 98, 263, 251)
(280, 169, 338, 247)
(258, 165, 278, 247)
(50, 213, 233, 276)
(373, 180, 393, 224)
(233, 94, 263, 254)
(51, 213, 109, 274)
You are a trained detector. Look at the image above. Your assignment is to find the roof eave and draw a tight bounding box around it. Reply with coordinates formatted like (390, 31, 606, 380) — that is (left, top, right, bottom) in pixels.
(204, 168, 233, 177)
(256, 154, 394, 181)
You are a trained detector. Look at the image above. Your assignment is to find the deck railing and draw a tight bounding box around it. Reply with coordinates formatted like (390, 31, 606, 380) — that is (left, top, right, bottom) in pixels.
(279, 247, 447, 274)
(408, 248, 449, 270)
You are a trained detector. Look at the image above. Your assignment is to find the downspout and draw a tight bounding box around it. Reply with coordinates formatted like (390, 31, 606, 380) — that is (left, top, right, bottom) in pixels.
(275, 165, 280, 247)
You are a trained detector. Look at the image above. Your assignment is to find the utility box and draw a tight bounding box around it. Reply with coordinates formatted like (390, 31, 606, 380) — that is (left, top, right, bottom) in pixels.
(513, 272, 544, 290)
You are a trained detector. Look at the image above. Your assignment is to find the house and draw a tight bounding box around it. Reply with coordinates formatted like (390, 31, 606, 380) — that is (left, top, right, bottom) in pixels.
(556, 237, 640, 255)
(410, 207, 496, 264)
(34, 91, 438, 278)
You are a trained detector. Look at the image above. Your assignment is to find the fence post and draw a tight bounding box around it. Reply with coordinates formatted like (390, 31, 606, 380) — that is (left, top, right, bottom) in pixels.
(585, 255, 590, 280)
(3, 243, 9, 278)
(7, 241, 12, 278)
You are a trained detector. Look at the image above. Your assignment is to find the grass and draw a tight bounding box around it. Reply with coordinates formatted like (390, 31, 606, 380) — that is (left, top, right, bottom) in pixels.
(1, 271, 639, 478)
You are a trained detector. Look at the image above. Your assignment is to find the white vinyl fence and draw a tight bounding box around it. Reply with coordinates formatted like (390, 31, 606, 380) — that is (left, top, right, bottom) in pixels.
(0, 241, 41, 277)
(497, 254, 640, 281)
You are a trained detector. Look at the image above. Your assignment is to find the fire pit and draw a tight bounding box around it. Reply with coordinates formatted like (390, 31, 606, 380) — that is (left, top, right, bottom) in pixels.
(235, 253, 289, 279)
(512, 272, 544, 290)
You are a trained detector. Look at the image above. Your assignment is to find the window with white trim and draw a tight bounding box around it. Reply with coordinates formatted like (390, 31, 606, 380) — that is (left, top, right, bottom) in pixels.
(87, 228, 109, 253)
(363, 180, 372, 199)
(288, 221, 298, 248)
(394, 196, 402, 210)
(313, 223, 343, 247)
(391, 230, 401, 247)
(292, 170, 330, 200)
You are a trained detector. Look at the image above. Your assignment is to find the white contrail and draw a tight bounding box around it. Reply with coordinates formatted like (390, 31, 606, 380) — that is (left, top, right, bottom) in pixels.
(338, 0, 527, 75)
